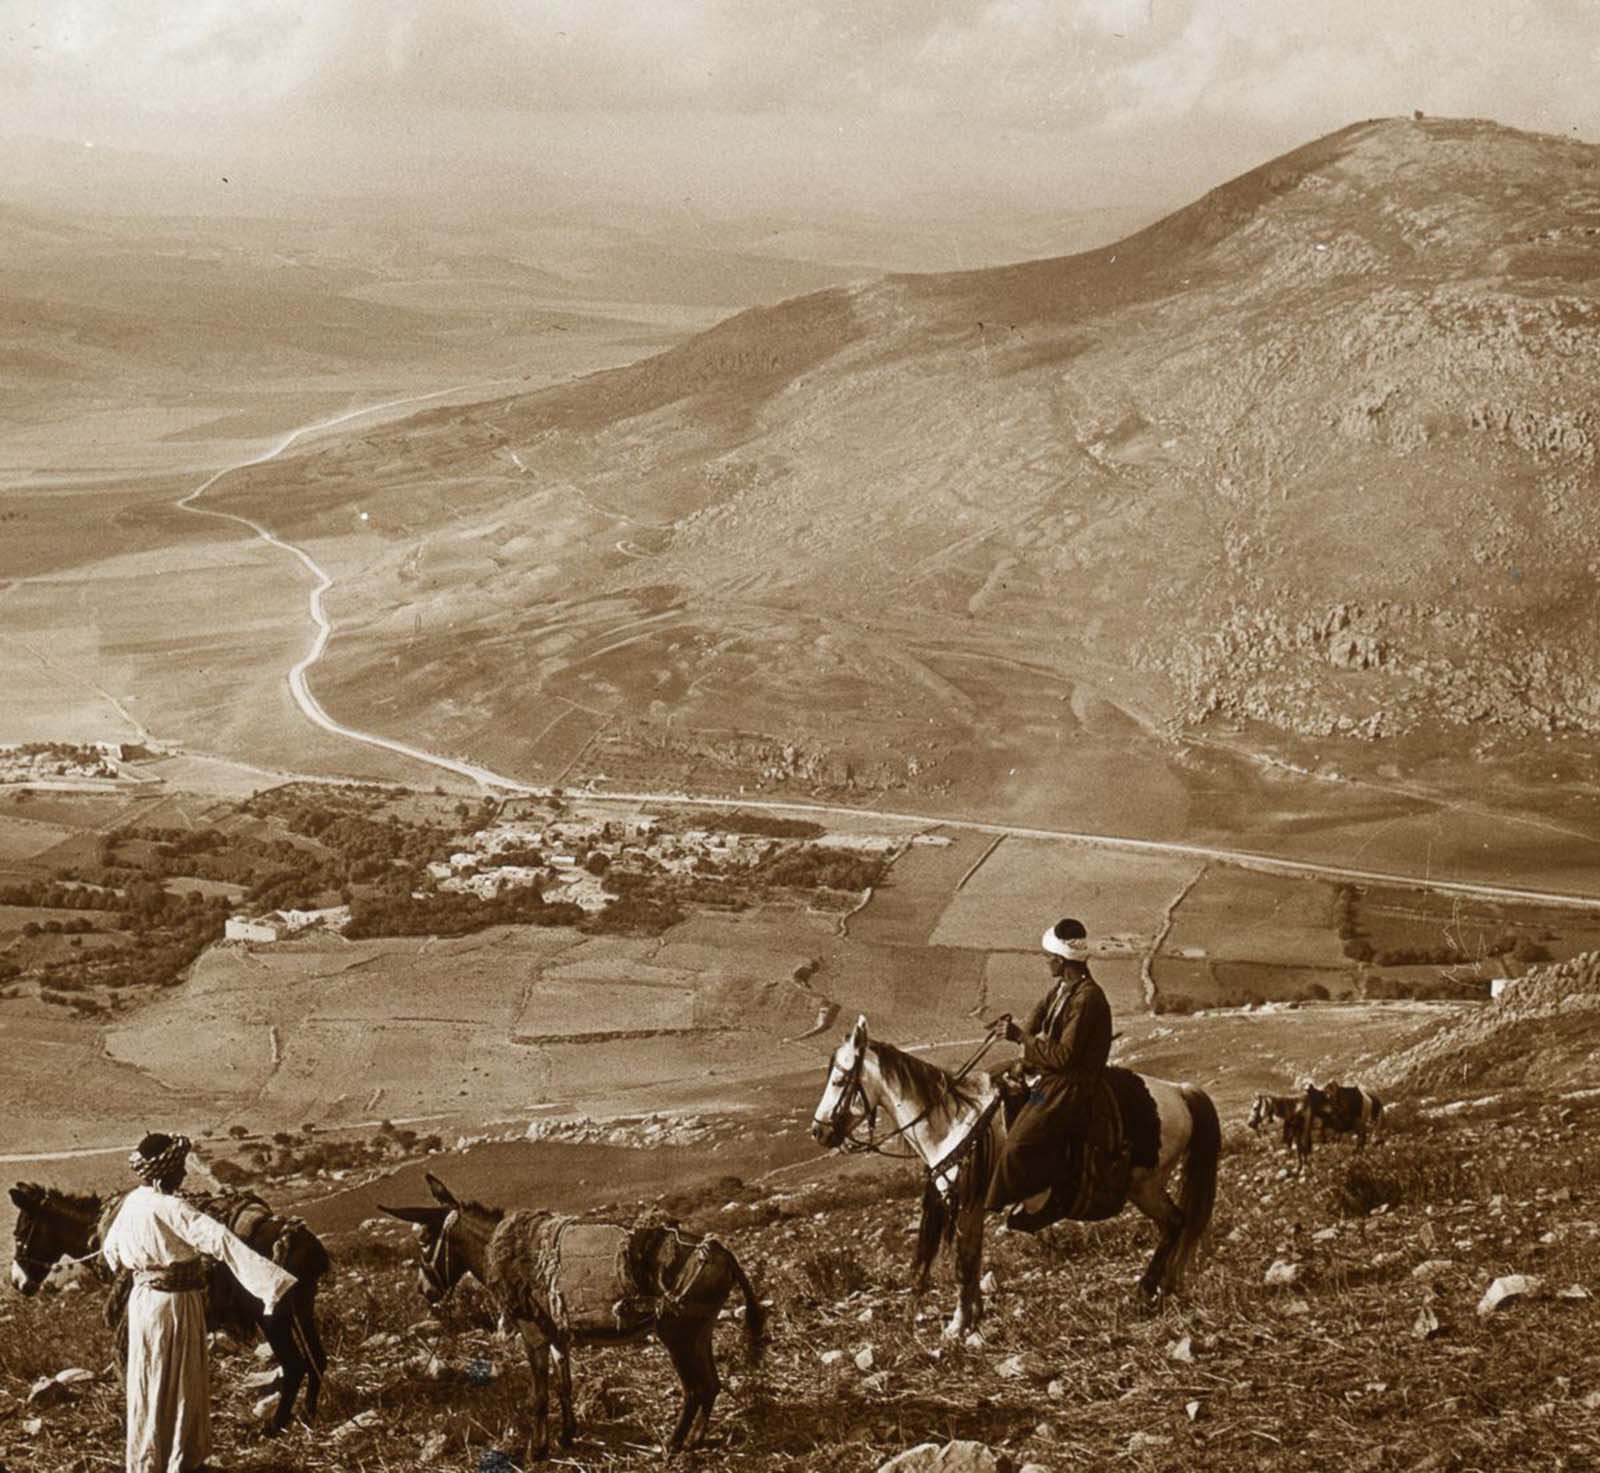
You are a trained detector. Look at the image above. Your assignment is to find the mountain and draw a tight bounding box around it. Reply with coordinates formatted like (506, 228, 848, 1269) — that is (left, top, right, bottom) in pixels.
(222, 117, 1600, 843)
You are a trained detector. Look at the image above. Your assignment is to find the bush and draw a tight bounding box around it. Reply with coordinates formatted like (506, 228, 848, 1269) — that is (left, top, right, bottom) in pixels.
(794, 1247, 871, 1301)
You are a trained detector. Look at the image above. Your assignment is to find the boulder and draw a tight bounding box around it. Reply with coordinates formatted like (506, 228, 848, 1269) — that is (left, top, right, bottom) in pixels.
(876, 1440, 1005, 1473)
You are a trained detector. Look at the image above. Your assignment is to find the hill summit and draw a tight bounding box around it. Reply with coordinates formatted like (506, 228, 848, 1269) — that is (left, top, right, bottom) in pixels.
(235, 117, 1600, 819)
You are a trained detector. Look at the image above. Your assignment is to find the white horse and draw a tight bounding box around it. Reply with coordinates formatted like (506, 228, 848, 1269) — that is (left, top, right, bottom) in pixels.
(811, 1015, 1220, 1338)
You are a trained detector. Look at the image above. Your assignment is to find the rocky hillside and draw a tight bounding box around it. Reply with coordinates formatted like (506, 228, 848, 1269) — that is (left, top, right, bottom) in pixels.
(216, 116, 1600, 814)
(1370, 950, 1600, 1094)
(5, 994, 1599, 1471)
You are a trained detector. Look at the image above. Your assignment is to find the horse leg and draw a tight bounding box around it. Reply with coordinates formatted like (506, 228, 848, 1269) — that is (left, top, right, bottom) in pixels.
(550, 1337, 576, 1449)
(944, 1198, 985, 1340)
(258, 1313, 305, 1436)
(658, 1319, 705, 1457)
(297, 1300, 328, 1419)
(519, 1324, 552, 1462)
(1127, 1175, 1185, 1302)
(910, 1177, 946, 1296)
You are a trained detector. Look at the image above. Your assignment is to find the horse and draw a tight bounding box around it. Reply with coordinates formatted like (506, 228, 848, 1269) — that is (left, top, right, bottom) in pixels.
(380, 1172, 766, 1463)
(8, 1182, 331, 1435)
(1249, 1091, 1314, 1162)
(1306, 1082, 1383, 1150)
(810, 1015, 1220, 1338)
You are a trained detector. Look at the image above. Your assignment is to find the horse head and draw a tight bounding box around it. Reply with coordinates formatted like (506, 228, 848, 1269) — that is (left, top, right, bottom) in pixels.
(379, 1173, 468, 1304)
(811, 1014, 875, 1150)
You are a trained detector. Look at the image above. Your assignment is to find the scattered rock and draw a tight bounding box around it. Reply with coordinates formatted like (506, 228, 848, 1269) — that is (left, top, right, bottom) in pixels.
(1478, 1274, 1544, 1316)
(979, 1271, 999, 1295)
(1557, 1284, 1591, 1300)
(1047, 1378, 1066, 1400)
(1186, 1399, 1203, 1421)
(854, 1347, 876, 1372)
(819, 1350, 846, 1367)
(963, 1331, 986, 1351)
(1411, 1259, 1456, 1285)
(1412, 1304, 1445, 1340)
(860, 1371, 892, 1395)
(251, 1393, 278, 1421)
(1265, 1260, 1300, 1287)
(26, 1378, 69, 1409)
(1167, 1334, 1195, 1363)
(332, 1409, 383, 1440)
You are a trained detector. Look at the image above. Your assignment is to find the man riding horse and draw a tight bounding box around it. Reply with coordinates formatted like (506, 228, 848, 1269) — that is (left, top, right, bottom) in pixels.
(986, 916, 1114, 1232)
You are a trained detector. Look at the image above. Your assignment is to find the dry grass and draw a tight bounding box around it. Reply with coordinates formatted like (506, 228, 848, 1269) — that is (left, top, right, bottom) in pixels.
(4, 1089, 1598, 1472)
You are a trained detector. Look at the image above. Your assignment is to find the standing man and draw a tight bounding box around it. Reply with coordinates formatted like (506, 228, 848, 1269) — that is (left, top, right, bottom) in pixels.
(102, 1133, 297, 1473)
(986, 917, 1114, 1231)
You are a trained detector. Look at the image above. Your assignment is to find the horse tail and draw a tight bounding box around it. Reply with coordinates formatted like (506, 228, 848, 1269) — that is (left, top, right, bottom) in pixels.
(1172, 1084, 1220, 1283)
(725, 1247, 767, 1366)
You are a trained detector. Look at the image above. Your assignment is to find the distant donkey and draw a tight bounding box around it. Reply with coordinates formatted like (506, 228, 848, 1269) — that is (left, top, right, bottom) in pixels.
(1305, 1082, 1384, 1151)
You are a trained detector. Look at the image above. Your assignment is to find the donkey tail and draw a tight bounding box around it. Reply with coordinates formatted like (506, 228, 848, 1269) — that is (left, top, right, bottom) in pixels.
(1172, 1084, 1220, 1286)
(725, 1247, 767, 1366)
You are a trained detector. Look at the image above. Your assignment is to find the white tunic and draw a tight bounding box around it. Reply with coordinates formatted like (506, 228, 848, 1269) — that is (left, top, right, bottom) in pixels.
(102, 1186, 297, 1473)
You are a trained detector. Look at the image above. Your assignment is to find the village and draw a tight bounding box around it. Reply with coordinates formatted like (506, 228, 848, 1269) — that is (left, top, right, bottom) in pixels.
(219, 801, 925, 944)
(0, 741, 127, 787)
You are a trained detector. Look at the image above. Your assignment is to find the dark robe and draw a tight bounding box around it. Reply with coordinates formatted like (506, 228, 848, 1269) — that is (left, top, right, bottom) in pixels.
(985, 964, 1114, 1210)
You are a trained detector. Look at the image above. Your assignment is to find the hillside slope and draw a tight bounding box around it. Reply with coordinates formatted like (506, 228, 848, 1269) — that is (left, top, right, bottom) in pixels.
(222, 117, 1600, 825)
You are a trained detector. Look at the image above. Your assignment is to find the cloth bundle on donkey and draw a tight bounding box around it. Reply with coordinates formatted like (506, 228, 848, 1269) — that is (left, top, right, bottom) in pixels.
(484, 1209, 713, 1336)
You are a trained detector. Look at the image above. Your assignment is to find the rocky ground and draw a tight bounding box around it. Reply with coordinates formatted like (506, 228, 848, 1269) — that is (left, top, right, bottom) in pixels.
(5, 965, 1599, 1473)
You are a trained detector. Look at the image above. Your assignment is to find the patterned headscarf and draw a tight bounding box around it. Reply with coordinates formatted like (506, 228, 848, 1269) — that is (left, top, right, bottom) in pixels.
(129, 1133, 191, 1187)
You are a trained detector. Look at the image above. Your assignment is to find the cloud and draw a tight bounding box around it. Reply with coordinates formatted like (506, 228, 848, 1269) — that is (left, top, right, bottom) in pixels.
(7, 0, 1600, 214)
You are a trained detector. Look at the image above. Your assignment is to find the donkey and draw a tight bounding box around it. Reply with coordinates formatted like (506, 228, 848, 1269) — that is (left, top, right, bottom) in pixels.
(811, 1015, 1220, 1338)
(8, 1182, 331, 1434)
(380, 1173, 766, 1463)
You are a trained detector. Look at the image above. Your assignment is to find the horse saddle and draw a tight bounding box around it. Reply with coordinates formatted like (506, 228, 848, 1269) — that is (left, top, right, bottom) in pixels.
(1002, 1073, 1132, 1229)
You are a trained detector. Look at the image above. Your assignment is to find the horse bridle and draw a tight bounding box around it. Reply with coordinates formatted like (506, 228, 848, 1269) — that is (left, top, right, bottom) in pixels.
(418, 1210, 460, 1297)
(822, 1045, 876, 1151)
(822, 1024, 1007, 1160)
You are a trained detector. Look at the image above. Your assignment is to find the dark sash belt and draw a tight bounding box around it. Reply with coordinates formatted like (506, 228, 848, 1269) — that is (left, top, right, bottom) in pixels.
(136, 1259, 207, 1293)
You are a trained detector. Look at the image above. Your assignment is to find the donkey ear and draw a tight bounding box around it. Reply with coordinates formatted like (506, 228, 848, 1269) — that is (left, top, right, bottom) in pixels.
(8, 1184, 35, 1210)
(423, 1173, 460, 1208)
(378, 1204, 449, 1228)
(850, 1013, 869, 1046)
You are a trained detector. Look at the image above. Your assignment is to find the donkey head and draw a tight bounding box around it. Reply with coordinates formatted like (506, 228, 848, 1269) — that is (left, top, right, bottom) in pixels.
(379, 1173, 466, 1304)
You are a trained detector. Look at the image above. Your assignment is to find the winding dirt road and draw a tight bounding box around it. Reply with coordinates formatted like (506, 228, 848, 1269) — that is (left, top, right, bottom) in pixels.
(176, 386, 538, 795)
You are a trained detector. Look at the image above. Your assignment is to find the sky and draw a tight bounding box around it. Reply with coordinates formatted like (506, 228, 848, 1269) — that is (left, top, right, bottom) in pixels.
(4, 0, 1599, 223)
